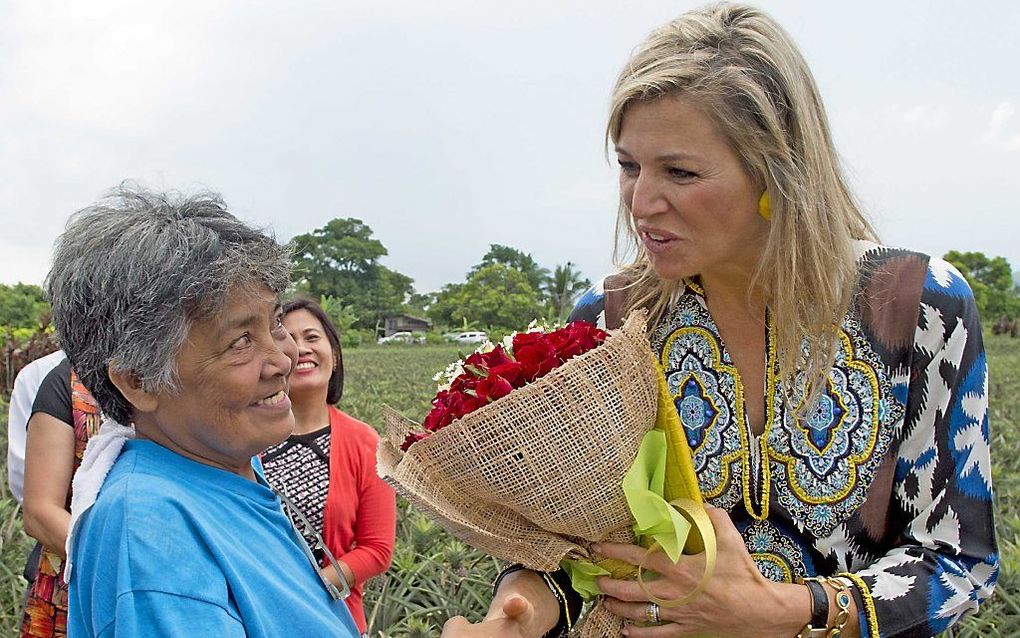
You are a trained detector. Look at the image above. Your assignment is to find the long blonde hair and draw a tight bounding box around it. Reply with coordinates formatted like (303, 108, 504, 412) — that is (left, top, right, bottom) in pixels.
(608, 3, 876, 404)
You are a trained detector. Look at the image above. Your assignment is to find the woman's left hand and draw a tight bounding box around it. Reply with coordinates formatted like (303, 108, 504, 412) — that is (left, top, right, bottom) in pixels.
(597, 506, 807, 638)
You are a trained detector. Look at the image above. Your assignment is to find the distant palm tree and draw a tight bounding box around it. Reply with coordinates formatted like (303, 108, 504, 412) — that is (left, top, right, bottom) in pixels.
(545, 262, 592, 322)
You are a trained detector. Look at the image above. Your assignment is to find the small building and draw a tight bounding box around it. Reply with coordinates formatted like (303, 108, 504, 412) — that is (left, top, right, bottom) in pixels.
(382, 314, 432, 337)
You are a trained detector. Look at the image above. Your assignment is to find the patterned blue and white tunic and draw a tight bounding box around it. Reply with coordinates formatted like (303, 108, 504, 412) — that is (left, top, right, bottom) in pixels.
(569, 245, 998, 638)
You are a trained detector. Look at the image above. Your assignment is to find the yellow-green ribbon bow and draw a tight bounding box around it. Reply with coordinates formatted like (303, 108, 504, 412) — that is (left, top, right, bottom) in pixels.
(562, 359, 717, 607)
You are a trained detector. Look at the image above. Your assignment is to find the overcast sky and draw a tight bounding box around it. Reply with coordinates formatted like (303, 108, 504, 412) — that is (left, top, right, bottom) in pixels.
(2, 0, 1018, 294)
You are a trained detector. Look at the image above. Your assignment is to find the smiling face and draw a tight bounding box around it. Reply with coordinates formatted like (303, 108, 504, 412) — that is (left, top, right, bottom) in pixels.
(137, 285, 296, 474)
(616, 95, 768, 283)
(283, 308, 335, 402)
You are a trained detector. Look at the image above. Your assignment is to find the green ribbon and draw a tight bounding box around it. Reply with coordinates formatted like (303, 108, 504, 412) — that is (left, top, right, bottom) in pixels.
(560, 559, 611, 600)
(561, 430, 693, 600)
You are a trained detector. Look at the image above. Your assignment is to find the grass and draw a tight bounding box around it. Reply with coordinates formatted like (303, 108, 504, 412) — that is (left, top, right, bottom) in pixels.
(0, 338, 1016, 636)
(951, 333, 1020, 637)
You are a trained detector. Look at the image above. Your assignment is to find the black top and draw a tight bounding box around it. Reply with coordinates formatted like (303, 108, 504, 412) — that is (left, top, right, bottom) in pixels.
(261, 425, 332, 534)
(29, 358, 72, 427)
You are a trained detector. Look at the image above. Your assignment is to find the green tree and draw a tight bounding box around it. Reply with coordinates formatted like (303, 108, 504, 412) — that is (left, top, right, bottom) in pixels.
(944, 251, 1020, 319)
(545, 262, 592, 321)
(402, 292, 433, 318)
(0, 283, 49, 328)
(318, 295, 360, 333)
(470, 244, 550, 292)
(290, 218, 414, 327)
(428, 264, 544, 330)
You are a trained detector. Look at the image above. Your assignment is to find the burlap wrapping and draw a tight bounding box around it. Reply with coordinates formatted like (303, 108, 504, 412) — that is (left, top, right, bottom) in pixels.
(378, 310, 658, 635)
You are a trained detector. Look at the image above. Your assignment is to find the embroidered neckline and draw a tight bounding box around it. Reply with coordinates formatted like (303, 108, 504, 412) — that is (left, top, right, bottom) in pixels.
(652, 283, 901, 536)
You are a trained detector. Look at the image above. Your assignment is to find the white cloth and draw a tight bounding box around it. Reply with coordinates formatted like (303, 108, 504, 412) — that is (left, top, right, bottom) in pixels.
(63, 418, 135, 583)
(6, 350, 66, 504)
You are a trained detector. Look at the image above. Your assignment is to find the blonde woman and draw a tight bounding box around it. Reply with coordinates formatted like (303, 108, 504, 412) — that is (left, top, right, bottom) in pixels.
(443, 4, 997, 638)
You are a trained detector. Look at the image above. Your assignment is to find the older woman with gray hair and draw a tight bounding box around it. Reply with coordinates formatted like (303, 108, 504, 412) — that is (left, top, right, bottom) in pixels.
(47, 186, 360, 637)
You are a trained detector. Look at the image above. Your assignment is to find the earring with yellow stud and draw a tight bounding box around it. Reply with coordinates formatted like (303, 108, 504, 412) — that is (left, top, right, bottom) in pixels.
(758, 191, 771, 221)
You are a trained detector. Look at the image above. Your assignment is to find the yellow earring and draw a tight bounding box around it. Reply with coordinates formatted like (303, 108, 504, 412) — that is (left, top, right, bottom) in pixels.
(758, 191, 771, 221)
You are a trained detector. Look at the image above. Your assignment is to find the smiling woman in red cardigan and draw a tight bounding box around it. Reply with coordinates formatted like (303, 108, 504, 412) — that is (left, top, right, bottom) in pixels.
(262, 298, 396, 635)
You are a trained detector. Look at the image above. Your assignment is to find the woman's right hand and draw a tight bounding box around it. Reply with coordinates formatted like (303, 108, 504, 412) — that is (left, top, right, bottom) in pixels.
(441, 569, 560, 637)
(441, 594, 537, 637)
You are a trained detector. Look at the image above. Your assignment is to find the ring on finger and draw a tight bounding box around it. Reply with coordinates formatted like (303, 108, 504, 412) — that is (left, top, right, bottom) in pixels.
(645, 601, 661, 623)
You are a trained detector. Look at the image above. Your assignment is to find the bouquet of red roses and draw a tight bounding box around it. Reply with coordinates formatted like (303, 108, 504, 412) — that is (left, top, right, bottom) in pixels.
(378, 311, 712, 637)
(401, 321, 611, 451)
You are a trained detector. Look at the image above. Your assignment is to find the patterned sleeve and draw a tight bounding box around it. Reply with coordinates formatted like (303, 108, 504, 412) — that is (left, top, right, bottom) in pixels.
(846, 258, 998, 638)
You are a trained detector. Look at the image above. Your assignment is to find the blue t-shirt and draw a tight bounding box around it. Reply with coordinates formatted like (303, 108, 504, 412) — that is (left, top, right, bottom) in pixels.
(68, 440, 360, 637)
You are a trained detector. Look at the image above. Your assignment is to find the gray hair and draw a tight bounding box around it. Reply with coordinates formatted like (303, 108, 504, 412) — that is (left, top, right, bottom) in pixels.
(46, 184, 291, 424)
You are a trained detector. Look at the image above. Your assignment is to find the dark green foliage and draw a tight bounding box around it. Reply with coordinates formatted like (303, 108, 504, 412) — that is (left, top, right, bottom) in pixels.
(428, 264, 544, 332)
(469, 244, 550, 293)
(0, 284, 49, 330)
(290, 219, 414, 328)
(944, 251, 1020, 320)
(431, 244, 592, 330)
(318, 295, 360, 333)
(402, 293, 433, 320)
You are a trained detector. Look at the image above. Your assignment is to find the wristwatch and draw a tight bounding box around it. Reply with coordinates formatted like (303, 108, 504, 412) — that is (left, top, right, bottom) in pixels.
(797, 578, 830, 638)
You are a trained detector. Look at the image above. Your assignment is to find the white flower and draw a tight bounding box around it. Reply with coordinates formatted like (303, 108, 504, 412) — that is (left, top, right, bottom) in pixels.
(501, 332, 517, 353)
(433, 358, 466, 392)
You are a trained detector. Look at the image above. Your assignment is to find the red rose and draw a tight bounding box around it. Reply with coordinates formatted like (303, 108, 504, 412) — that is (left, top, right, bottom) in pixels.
(400, 431, 431, 451)
(423, 390, 455, 431)
(513, 332, 559, 381)
(481, 345, 513, 369)
(427, 388, 477, 425)
(450, 373, 480, 394)
(551, 322, 610, 361)
(443, 391, 471, 420)
(477, 374, 514, 403)
(420, 322, 611, 444)
(489, 360, 527, 387)
(577, 321, 609, 343)
(548, 328, 583, 361)
(463, 350, 488, 369)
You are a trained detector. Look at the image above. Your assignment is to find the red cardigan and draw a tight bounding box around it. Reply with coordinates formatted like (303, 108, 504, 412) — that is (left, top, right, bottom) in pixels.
(323, 407, 396, 633)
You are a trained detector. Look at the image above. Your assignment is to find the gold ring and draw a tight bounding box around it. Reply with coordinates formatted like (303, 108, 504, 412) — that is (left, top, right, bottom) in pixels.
(646, 601, 661, 623)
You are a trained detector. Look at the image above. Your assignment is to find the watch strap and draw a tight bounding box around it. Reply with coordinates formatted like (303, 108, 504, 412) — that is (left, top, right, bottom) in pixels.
(806, 578, 829, 628)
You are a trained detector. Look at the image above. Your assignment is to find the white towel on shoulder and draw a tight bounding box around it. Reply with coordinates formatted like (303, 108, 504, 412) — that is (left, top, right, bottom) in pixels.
(62, 418, 135, 583)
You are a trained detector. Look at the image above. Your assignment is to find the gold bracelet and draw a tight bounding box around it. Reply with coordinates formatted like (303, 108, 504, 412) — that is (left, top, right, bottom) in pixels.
(821, 577, 851, 638)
